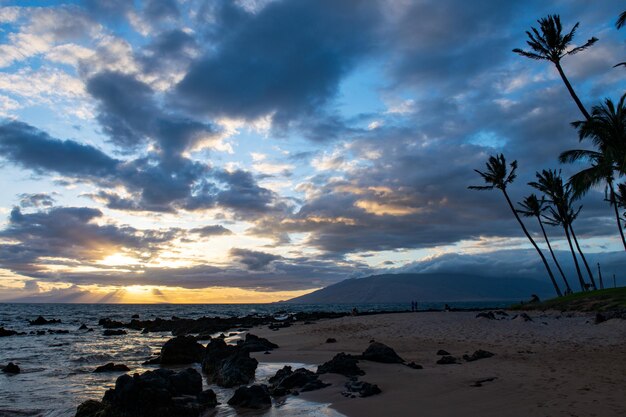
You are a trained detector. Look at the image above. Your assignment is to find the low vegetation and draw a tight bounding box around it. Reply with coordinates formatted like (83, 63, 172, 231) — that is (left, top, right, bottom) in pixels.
(512, 287, 626, 312)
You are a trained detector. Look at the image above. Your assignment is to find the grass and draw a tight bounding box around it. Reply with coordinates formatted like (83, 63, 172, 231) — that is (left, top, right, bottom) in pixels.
(510, 287, 626, 312)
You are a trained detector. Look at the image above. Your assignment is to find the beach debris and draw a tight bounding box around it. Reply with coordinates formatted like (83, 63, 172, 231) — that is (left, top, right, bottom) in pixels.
(103, 329, 127, 336)
(463, 350, 495, 362)
(227, 384, 271, 409)
(326, 337, 337, 343)
(343, 380, 381, 398)
(268, 366, 330, 396)
(436, 355, 459, 365)
(94, 363, 130, 373)
(202, 338, 258, 388)
(406, 362, 423, 369)
(470, 377, 497, 387)
(436, 349, 450, 356)
(75, 368, 215, 417)
(317, 353, 365, 377)
(236, 333, 279, 352)
(2, 362, 20, 374)
(360, 342, 405, 363)
(595, 310, 626, 324)
(147, 335, 205, 365)
(512, 313, 533, 322)
(0, 327, 19, 337)
(29, 316, 61, 325)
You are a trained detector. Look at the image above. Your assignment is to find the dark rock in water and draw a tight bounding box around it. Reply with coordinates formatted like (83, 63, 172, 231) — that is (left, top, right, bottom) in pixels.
(0, 327, 18, 337)
(103, 329, 127, 336)
(406, 362, 423, 369)
(463, 349, 495, 362)
(512, 313, 533, 322)
(436, 355, 459, 365)
(36, 330, 46, 335)
(48, 329, 69, 334)
(94, 363, 130, 373)
(98, 318, 126, 329)
(29, 316, 61, 325)
(326, 338, 337, 343)
(475, 311, 496, 320)
(595, 310, 626, 324)
(360, 342, 404, 363)
(78, 324, 89, 331)
(343, 380, 381, 397)
(2, 362, 20, 374)
(156, 336, 205, 365)
(237, 333, 278, 352)
(317, 353, 364, 377)
(436, 349, 450, 356)
(229, 332, 237, 337)
(227, 384, 271, 409)
(131, 314, 140, 319)
(268, 366, 330, 396)
(202, 339, 258, 388)
(75, 368, 214, 417)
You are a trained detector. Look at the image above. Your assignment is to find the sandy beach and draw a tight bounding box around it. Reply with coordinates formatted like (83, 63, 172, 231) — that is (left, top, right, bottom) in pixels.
(251, 311, 626, 417)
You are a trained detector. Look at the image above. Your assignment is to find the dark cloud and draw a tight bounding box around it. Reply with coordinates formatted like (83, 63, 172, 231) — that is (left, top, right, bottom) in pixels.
(143, 0, 180, 21)
(176, 0, 381, 124)
(189, 225, 233, 237)
(139, 29, 198, 75)
(18, 193, 57, 209)
(230, 248, 282, 271)
(0, 121, 119, 178)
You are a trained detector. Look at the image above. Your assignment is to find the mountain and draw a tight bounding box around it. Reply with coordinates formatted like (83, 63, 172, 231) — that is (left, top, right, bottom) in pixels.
(284, 273, 554, 303)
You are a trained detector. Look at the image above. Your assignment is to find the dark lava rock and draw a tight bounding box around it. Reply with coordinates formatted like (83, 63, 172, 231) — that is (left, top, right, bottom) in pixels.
(237, 333, 279, 352)
(475, 311, 496, 320)
(158, 336, 205, 365)
(436, 349, 450, 356)
(75, 368, 214, 417)
(29, 316, 61, 325)
(360, 342, 404, 363)
(406, 362, 423, 369)
(436, 355, 459, 365)
(2, 362, 20, 374)
(317, 353, 364, 377)
(94, 363, 130, 373)
(48, 329, 69, 334)
(0, 327, 18, 337)
(202, 339, 258, 388)
(512, 313, 533, 322)
(78, 324, 89, 331)
(131, 314, 140, 319)
(227, 384, 271, 410)
(463, 349, 495, 362)
(343, 380, 381, 398)
(103, 330, 127, 336)
(36, 330, 46, 335)
(268, 366, 329, 395)
(98, 318, 126, 329)
(325, 338, 337, 343)
(595, 310, 626, 324)
(494, 310, 509, 317)
(470, 377, 497, 387)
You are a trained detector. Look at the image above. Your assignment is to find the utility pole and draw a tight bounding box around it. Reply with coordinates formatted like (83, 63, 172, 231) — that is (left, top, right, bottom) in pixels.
(597, 263, 604, 290)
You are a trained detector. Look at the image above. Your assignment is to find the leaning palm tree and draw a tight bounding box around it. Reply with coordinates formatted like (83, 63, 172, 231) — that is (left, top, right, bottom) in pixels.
(618, 11, 626, 29)
(529, 169, 596, 291)
(469, 154, 561, 296)
(560, 94, 626, 250)
(517, 194, 571, 294)
(513, 14, 597, 120)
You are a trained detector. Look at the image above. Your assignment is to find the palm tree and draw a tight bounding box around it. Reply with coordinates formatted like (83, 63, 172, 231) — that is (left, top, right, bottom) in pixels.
(513, 14, 597, 120)
(517, 194, 571, 294)
(560, 94, 626, 250)
(529, 169, 596, 291)
(469, 154, 562, 296)
(618, 11, 626, 29)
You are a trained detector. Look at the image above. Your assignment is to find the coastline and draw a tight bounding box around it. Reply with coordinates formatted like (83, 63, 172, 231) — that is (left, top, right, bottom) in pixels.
(251, 310, 626, 417)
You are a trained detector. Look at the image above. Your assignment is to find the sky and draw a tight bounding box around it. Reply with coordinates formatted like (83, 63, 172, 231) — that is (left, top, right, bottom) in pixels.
(0, 0, 624, 303)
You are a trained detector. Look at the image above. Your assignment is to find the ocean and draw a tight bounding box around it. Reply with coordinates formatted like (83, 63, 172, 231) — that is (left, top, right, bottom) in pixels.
(0, 302, 509, 417)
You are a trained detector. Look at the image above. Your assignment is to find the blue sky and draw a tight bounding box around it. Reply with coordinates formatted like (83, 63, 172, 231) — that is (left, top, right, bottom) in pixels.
(0, 0, 624, 303)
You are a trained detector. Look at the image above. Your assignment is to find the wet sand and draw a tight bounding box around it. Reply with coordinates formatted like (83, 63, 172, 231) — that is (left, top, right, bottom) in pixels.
(252, 311, 626, 417)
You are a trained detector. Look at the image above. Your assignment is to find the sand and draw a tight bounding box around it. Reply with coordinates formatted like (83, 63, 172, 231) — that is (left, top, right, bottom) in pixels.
(251, 311, 626, 417)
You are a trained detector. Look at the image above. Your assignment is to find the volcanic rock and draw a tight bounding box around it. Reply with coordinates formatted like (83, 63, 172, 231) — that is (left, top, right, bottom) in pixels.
(227, 385, 271, 409)
(317, 353, 364, 377)
(360, 342, 404, 363)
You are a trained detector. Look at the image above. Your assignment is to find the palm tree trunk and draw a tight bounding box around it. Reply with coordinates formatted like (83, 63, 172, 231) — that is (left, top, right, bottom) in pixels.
(502, 190, 562, 296)
(563, 225, 586, 292)
(554, 62, 591, 120)
(608, 184, 626, 251)
(569, 225, 597, 290)
(538, 217, 571, 292)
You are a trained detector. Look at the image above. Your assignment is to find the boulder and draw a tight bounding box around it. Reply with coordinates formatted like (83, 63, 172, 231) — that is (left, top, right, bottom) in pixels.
(317, 353, 364, 377)
(475, 311, 496, 320)
(325, 338, 337, 343)
(227, 385, 271, 409)
(202, 339, 258, 388)
(78, 324, 89, 331)
(512, 313, 533, 322)
(2, 362, 20, 374)
(159, 336, 205, 364)
(595, 310, 626, 324)
(268, 366, 329, 395)
(463, 350, 494, 362)
(360, 342, 404, 363)
(436, 355, 458, 365)
(94, 363, 130, 373)
(237, 333, 278, 352)
(29, 316, 61, 325)
(103, 330, 127, 336)
(343, 380, 381, 397)
(0, 327, 18, 337)
(98, 318, 125, 329)
(75, 368, 214, 417)
(406, 362, 423, 369)
(436, 349, 450, 356)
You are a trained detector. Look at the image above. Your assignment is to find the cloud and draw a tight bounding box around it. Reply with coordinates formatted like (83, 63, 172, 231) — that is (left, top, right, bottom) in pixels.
(230, 248, 282, 271)
(189, 225, 233, 237)
(18, 193, 57, 208)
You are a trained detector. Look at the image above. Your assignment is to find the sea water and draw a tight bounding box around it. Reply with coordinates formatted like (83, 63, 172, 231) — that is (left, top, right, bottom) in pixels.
(0, 302, 508, 416)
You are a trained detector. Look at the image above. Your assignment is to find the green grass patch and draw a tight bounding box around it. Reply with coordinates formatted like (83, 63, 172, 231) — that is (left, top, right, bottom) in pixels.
(510, 287, 626, 312)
